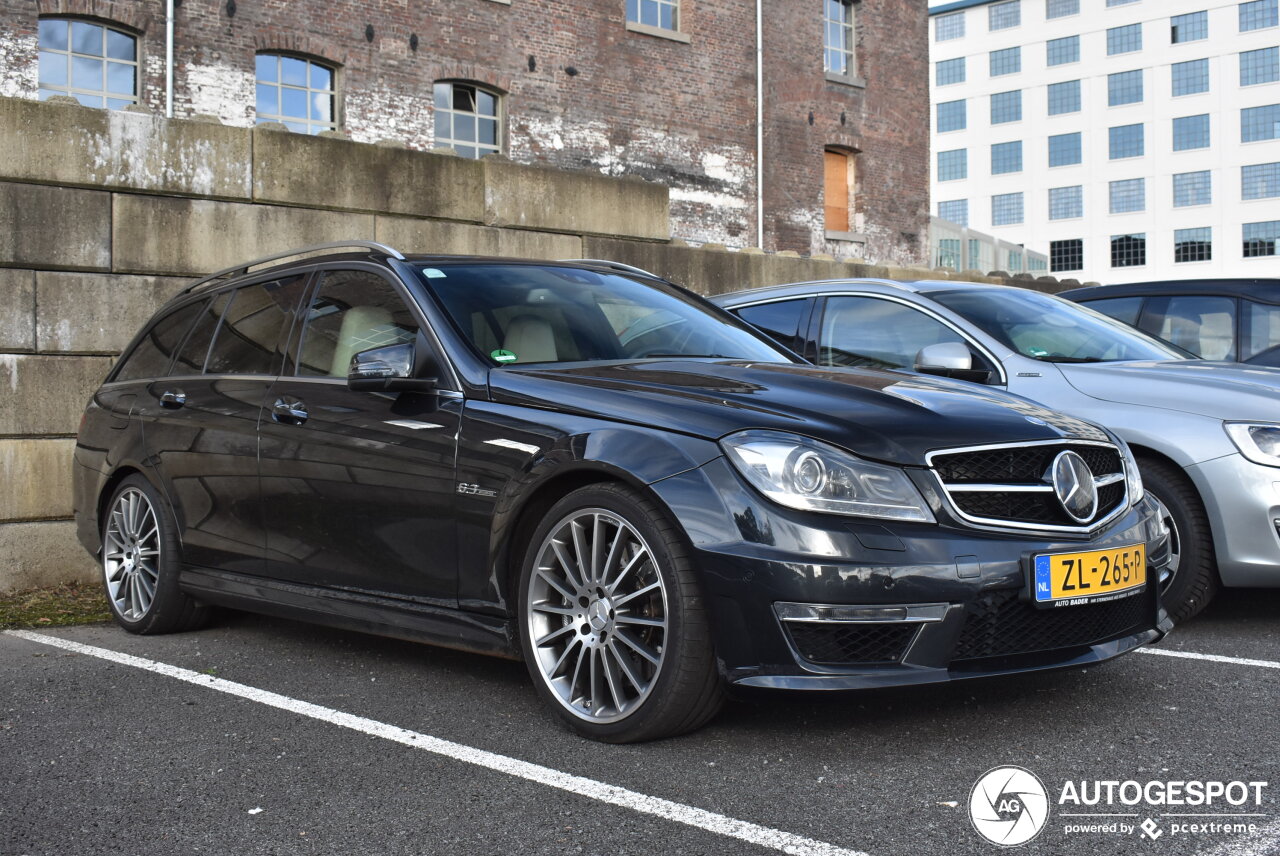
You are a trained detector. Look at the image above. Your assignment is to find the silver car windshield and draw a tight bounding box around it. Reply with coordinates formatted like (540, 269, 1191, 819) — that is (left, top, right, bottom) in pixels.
(415, 264, 796, 366)
(932, 288, 1186, 363)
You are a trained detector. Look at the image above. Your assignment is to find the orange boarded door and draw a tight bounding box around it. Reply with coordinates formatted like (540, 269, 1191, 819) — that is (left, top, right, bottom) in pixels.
(824, 150, 849, 232)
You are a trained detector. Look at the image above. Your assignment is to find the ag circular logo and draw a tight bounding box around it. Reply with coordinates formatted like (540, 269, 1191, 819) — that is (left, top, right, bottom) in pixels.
(969, 766, 1050, 847)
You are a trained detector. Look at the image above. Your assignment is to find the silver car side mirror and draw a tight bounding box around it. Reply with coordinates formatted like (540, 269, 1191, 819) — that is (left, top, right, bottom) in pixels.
(915, 342, 973, 372)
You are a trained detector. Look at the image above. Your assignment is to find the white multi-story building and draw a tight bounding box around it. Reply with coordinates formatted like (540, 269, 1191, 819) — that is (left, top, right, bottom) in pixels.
(928, 0, 1280, 283)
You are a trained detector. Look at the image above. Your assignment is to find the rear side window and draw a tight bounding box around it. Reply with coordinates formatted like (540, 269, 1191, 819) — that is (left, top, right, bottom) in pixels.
(113, 301, 205, 382)
(733, 299, 809, 353)
(205, 276, 307, 375)
(296, 270, 420, 377)
(1243, 300, 1280, 361)
(1140, 295, 1237, 361)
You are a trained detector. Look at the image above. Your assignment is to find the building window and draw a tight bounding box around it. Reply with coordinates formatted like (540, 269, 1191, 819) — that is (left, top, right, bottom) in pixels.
(1007, 251, 1024, 273)
(1171, 58, 1209, 96)
(1048, 79, 1081, 115)
(936, 11, 965, 41)
(627, 0, 679, 31)
(1175, 227, 1212, 262)
(990, 47, 1021, 77)
(1174, 114, 1211, 150)
(37, 18, 138, 109)
(1241, 47, 1280, 85)
(1171, 11, 1209, 42)
(433, 82, 502, 159)
(969, 238, 989, 271)
(937, 99, 966, 132)
(1243, 162, 1280, 199)
(992, 192, 1024, 225)
(938, 199, 969, 226)
(1174, 170, 1212, 206)
(1109, 123, 1145, 159)
(824, 0, 855, 76)
(1244, 220, 1280, 256)
(989, 1, 1021, 31)
(1050, 239, 1084, 272)
(937, 238, 963, 270)
(824, 149, 855, 232)
(255, 54, 336, 134)
(1107, 0, 1140, 5)
(1049, 185, 1083, 220)
(936, 58, 966, 86)
(1240, 0, 1279, 32)
(1108, 70, 1143, 106)
(1107, 23, 1142, 55)
(1047, 0, 1079, 19)
(1111, 234, 1147, 268)
(937, 148, 968, 181)
(1110, 177, 1146, 213)
(991, 90, 1022, 124)
(1048, 131, 1082, 166)
(1046, 35, 1079, 66)
(991, 141, 1023, 174)
(1243, 104, 1280, 142)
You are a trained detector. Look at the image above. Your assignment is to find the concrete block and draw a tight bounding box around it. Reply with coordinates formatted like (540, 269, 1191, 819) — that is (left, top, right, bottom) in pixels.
(375, 217, 582, 260)
(0, 268, 36, 351)
(0, 438, 76, 521)
(0, 355, 113, 435)
(485, 161, 668, 241)
(0, 96, 252, 200)
(580, 237, 753, 295)
(0, 520, 97, 593)
(254, 129, 485, 222)
(112, 196, 376, 276)
(0, 182, 111, 271)
(36, 272, 188, 353)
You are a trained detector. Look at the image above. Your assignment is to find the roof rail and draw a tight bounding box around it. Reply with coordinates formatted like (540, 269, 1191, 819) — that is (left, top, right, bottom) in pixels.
(178, 241, 406, 296)
(559, 258, 663, 280)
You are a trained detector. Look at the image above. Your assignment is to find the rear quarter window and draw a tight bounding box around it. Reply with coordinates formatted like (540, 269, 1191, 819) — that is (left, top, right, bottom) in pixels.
(113, 300, 206, 382)
(1080, 296, 1144, 327)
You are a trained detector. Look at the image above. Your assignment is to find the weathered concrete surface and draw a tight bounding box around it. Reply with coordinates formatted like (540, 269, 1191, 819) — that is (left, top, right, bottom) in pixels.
(254, 129, 485, 221)
(0, 182, 111, 271)
(375, 216, 582, 260)
(0, 438, 76, 521)
(111, 196, 376, 276)
(0, 355, 113, 435)
(0, 97, 252, 200)
(0, 268, 35, 351)
(36, 272, 188, 353)
(485, 159, 668, 241)
(0, 520, 96, 593)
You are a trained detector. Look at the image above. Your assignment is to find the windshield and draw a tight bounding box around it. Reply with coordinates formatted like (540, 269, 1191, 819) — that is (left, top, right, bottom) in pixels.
(932, 288, 1186, 363)
(415, 264, 796, 366)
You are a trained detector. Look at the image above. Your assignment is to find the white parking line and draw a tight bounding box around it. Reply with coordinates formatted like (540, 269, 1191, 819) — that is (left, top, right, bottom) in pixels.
(1138, 647, 1280, 670)
(4, 629, 866, 856)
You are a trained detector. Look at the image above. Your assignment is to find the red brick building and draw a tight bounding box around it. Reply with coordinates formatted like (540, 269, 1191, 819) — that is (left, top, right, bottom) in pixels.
(1, 0, 929, 262)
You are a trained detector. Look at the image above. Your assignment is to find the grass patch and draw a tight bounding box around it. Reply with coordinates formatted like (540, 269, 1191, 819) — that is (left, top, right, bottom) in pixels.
(0, 581, 112, 629)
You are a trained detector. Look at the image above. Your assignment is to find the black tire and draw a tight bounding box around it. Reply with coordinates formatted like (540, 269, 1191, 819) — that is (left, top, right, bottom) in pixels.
(516, 483, 724, 742)
(1139, 458, 1219, 624)
(100, 474, 209, 635)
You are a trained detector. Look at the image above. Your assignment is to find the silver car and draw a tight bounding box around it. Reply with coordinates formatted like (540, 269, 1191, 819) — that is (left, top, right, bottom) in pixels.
(715, 278, 1280, 622)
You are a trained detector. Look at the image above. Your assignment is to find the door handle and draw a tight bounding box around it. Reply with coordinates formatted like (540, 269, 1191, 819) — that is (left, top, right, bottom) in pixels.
(159, 390, 186, 409)
(272, 398, 308, 425)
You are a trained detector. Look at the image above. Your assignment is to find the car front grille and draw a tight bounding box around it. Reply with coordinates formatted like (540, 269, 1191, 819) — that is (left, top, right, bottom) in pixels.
(785, 622, 920, 666)
(929, 441, 1128, 531)
(951, 588, 1149, 663)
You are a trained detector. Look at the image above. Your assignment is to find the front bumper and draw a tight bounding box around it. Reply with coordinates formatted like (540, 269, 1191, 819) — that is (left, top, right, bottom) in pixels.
(651, 457, 1171, 690)
(1186, 452, 1280, 587)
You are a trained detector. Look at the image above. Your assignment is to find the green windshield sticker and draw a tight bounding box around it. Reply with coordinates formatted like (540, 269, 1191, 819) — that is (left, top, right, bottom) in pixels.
(422, 268, 447, 278)
(491, 349, 518, 363)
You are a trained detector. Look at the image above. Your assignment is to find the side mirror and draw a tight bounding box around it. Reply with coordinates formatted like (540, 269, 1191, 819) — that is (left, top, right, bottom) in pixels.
(914, 342, 993, 384)
(348, 343, 437, 392)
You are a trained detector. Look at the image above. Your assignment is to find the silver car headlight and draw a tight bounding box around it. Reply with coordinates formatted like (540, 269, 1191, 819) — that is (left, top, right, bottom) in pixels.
(1224, 422, 1280, 467)
(1114, 435, 1144, 502)
(720, 430, 935, 522)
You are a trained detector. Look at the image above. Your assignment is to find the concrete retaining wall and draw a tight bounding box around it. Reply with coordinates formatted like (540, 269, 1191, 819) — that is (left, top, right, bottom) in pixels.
(0, 96, 1070, 593)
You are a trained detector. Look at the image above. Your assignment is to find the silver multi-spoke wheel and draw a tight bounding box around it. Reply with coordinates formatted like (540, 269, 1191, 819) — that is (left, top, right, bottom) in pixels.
(526, 508, 668, 724)
(1150, 493, 1181, 590)
(104, 487, 161, 622)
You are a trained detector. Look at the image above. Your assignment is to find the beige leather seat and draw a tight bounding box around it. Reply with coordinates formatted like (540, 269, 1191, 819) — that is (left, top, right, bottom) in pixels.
(502, 314, 559, 363)
(329, 305, 395, 377)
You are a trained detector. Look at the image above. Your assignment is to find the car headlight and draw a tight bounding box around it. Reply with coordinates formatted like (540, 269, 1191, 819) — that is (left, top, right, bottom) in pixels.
(1224, 422, 1280, 467)
(720, 430, 935, 522)
(1115, 435, 1144, 502)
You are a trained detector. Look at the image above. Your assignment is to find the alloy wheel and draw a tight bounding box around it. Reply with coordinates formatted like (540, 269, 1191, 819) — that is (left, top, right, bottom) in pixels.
(103, 487, 161, 622)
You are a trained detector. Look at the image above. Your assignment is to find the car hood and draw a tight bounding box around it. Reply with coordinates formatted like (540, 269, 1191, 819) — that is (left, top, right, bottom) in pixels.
(489, 360, 1109, 466)
(1059, 360, 1280, 420)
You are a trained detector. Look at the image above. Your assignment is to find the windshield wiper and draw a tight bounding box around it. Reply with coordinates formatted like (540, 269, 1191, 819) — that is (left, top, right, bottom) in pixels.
(638, 353, 734, 359)
(1032, 355, 1106, 363)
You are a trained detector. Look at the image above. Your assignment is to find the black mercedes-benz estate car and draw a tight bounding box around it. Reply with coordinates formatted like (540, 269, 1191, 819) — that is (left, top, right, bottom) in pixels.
(75, 242, 1171, 742)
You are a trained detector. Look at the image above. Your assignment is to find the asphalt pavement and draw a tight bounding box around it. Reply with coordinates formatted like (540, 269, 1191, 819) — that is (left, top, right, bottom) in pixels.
(2, 588, 1277, 856)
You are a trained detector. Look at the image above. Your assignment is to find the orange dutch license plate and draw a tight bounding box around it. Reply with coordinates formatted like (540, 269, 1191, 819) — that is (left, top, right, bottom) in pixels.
(1032, 544, 1146, 608)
